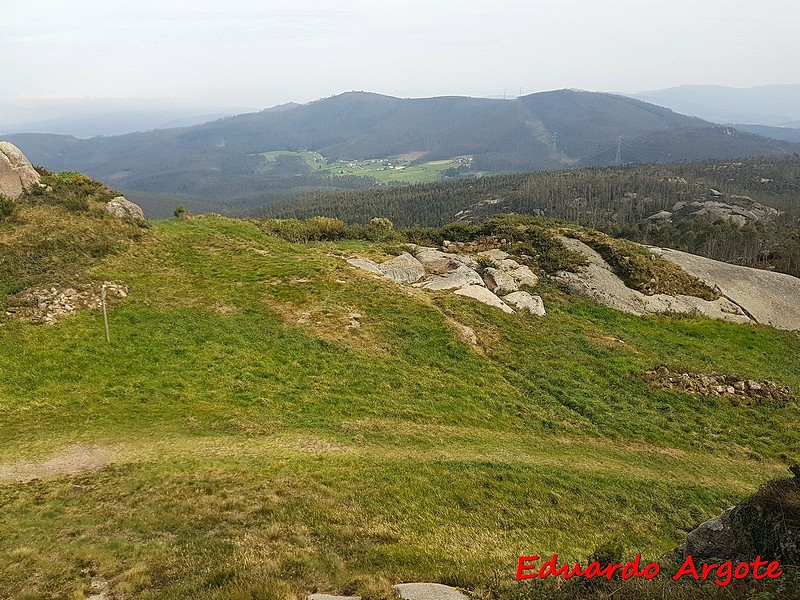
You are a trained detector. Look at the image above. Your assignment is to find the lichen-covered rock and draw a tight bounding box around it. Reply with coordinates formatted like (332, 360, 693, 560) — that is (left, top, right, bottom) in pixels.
(106, 196, 146, 222)
(424, 265, 483, 290)
(0, 141, 41, 199)
(477, 248, 510, 262)
(503, 291, 545, 316)
(671, 469, 800, 565)
(414, 248, 462, 275)
(482, 267, 518, 295)
(507, 265, 539, 288)
(554, 237, 756, 327)
(378, 252, 425, 284)
(454, 285, 514, 314)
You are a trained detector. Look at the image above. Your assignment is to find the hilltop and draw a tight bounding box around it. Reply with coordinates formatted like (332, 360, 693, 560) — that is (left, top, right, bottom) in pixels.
(0, 163, 799, 598)
(6, 90, 798, 218)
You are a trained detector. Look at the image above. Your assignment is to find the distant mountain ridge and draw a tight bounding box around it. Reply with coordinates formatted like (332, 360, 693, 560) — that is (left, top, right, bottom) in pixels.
(631, 84, 800, 126)
(5, 90, 798, 217)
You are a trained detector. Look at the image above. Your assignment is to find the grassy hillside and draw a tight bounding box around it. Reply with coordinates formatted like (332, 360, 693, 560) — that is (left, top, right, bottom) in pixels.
(1, 203, 798, 598)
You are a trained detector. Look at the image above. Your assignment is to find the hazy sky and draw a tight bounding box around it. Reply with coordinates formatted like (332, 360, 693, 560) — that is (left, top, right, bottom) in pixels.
(3, 0, 799, 111)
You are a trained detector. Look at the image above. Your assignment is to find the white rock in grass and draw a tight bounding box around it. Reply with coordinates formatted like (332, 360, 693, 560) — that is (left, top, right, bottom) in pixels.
(423, 265, 484, 290)
(394, 583, 470, 600)
(415, 248, 462, 275)
(503, 291, 546, 316)
(508, 265, 539, 288)
(454, 285, 514, 314)
(378, 252, 426, 284)
(347, 257, 382, 275)
(477, 249, 510, 261)
(482, 267, 518, 295)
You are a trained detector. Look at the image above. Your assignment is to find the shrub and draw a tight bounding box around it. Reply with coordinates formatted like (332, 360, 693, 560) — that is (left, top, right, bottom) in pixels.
(0, 194, 16, 220)
(259, 217, 350, 243)
(369, 217, 394, 230)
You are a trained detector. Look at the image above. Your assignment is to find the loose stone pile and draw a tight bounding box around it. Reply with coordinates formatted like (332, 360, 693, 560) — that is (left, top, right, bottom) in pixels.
(646, 366, 794, 405)
(5, 282, 128, 325)
(347, 243, 545, 316)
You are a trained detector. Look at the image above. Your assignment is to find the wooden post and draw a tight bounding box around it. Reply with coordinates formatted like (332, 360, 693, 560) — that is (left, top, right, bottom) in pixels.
(101, 284, 110, 343)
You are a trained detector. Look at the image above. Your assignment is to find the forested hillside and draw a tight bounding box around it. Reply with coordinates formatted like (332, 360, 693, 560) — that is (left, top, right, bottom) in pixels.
(263, 156, 800, 277)
(6, 91, 798, 217)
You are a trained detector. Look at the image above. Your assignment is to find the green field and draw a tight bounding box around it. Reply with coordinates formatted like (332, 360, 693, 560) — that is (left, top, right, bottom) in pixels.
(0, 210, 798, 598)
(261, 151, 465, 184)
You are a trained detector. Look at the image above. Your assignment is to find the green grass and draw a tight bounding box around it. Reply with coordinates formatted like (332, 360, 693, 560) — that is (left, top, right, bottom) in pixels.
(261, 151, 461, 184)
(0, 216, 798, 599)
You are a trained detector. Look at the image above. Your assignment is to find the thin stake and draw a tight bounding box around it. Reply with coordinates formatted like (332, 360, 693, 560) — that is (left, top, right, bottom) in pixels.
(101, 284, 110, 343)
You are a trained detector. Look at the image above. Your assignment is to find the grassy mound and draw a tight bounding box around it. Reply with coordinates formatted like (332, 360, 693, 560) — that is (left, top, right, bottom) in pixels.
(0, 215, 797, 599)
(0, 169, 147, 305)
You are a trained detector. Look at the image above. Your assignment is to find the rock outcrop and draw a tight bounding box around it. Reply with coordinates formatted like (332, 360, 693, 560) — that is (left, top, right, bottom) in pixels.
(482, 267, 518, 295)
(347, 244, 547, 317)
(652, 247, 800, 331)
(377, 252, 426, 284)
(454, 285, 515, 314)
(503, 291, 546, 316)
(671, 467, 799, 565)
(106, 196, 146, 222)
(346, 257, 382, 275)
(422, 265, 483, 290)
(646, 366, 794, 405)
(414, 248, 462, 275)
(554, 237, 757, 327)
(0, 141, 41, 199)
(5, 282, 128, 325)
(393, 583, 469, 600)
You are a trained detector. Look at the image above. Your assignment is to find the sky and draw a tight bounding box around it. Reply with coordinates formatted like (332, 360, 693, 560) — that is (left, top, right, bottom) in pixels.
(2, 0, 799, 123)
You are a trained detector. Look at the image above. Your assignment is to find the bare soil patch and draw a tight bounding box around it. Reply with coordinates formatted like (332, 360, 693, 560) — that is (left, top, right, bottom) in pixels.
(0, 444, 116, 482)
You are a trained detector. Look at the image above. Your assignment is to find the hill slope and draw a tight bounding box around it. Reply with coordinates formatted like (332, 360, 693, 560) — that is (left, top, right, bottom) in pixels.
(1, 174, 799, 597)
(6, 90, 798, 217)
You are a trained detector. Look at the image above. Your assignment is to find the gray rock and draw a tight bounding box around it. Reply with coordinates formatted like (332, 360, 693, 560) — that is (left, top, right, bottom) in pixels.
(497, 258, 521, 270)
(679, 509, 752, 562)
(454, 285, 514, 314)
(503, 291, 545, 316)
(378, 252, 425, 284)
(0, 141, 41, 199)
(646, 210, 673, 224)
(415, 248, 463, 275)
(423, 265, 483, 290)
(554, 237, 755, 326)
(450, 254, 479, 269)
(477, 249, 509, 261)
(393, 583, 469, 600)
(106, 196, 146, 222)
(507, 265, 539, 288)
(482, 267, 518, 295)
(347, 257, 383, 275)
(653, 247, 800, 331)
